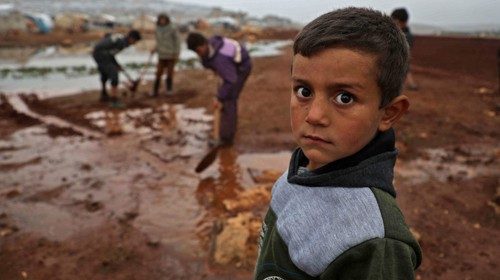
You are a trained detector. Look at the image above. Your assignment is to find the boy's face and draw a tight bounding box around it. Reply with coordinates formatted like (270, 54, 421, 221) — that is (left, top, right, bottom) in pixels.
(392, 18, 405, 29)
(158, 17, 168, 26)
(128, 37, 138, 45)
(195, 44, 209, 58)
(291, 48, 387, 170)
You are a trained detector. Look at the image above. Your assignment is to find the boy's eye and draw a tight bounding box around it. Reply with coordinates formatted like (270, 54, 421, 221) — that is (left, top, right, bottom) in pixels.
(334, 92, 354, 105)
(295, 86, 312, 98)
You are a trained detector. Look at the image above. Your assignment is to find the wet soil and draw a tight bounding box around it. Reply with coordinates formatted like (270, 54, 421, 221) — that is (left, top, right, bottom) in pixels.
(0, 30, 125, 48)
(0, 95, 40, 136)
(1, 35, 500, 279)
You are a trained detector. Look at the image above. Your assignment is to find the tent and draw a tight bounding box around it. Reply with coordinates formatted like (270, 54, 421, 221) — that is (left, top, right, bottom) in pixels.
(25, 13, 54, 33)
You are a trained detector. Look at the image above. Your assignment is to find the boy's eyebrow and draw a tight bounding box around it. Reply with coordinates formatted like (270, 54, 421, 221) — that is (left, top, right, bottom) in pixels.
(326, 81, 365, 91)
(291, 77, 310, 85)
(292, 77, 365, 91)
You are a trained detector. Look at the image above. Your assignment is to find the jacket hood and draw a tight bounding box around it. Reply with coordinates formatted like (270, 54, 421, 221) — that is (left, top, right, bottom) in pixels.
(287, 129, 398, 197)
(208, 36, 225, 56)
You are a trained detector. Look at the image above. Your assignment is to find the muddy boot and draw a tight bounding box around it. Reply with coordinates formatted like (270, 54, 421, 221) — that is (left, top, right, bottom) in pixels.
(100, 93, 109, 102)
(165, 77, 173, 95)
(109, 96, 124, 109)
(151, 78, 160, 97)
(219, 138, 234, 147)
(100, 84, 109, 102)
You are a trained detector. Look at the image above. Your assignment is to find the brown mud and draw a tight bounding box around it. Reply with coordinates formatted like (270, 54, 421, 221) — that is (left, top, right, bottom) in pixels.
(1, 35, 500, 279)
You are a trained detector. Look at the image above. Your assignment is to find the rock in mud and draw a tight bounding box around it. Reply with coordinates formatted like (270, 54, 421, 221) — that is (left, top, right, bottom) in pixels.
(214, 212, 252, 265)
(1, 188, 22, 199)
(80, 163, 92, 171)
(146, 236, 161, 248)
(248, 168, 282, 184)
(85, 200, 103, 212)
(487, 186, 500, 215)
(118, 211, 139, 223)
(222, 184, 272, 213)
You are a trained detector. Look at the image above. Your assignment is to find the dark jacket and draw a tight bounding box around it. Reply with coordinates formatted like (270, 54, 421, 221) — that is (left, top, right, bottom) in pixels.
(201, 36, 252, 101)
(402, 26, 414, 49)
(92, 33, 130, 66)
(254, 129, 422, 279)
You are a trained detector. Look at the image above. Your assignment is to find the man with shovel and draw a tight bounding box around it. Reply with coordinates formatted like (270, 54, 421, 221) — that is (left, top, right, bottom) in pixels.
(92, 30, 142, 107)
(187, 32, 252, 146)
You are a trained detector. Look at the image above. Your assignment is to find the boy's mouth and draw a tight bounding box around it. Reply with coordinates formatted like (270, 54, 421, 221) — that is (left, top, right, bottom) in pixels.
(303, 134, 332, 144)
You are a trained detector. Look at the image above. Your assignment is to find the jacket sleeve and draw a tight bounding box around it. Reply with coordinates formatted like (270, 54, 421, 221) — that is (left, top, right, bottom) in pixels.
(320, 238, 418, 280)
(95, 37, 113, 54)
(213, 61, 238, 101)
(110, 55, 119, 66)
(94, 37, 119, 65)
(172, 28, 181, 55)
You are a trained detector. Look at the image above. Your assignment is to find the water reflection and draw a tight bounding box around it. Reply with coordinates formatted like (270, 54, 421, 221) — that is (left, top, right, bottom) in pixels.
(196, 147, 243, 215)
(195, 146, 244, 255)
(105, 110, 122, 136)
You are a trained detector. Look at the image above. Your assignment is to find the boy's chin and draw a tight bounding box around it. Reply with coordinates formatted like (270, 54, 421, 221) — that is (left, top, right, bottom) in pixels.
(302, 149, 335, 169)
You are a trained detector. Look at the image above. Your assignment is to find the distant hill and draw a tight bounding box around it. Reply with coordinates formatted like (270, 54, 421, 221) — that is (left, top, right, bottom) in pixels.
(4, 0, 214, 19)
(2, 0, 298, 27)
(411, 22, 500, 38)
(411, 23, 444, 35)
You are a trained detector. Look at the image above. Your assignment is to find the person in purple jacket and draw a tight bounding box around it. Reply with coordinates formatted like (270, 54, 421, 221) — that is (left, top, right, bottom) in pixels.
(187, 32, 252, 145)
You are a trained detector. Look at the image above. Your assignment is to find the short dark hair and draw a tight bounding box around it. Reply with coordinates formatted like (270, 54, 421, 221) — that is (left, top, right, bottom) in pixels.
(293, 7, 409, 107)
(391, 8, 409, 23)
(186, 32, 207, 51)
(157, 13, 170, 25)
(127, 29, 142, 41)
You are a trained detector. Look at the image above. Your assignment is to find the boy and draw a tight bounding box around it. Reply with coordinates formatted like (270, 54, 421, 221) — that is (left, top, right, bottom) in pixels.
(92, 30, 142, 106)
(391, 7, 419, 91)
(186, 32, 252, 145)
(254, 7, 422, 280)
(150, 13, 180, 96)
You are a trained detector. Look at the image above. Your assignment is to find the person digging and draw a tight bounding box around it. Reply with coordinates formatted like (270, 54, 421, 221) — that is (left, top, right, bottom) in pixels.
(186, 32, 252, 146)
(92, 30, 142, 107)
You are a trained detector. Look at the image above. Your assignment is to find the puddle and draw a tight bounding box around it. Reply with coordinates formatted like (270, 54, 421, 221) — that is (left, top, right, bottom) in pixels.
(0, 40, 291, 97)
(396, 145, 499, 186)
(3, 201, 103, 241)
(247, 40, 292, 57)
(1, 88, 292, 264)
(0, 117, 291, 264)
(85, 104, 213, 160)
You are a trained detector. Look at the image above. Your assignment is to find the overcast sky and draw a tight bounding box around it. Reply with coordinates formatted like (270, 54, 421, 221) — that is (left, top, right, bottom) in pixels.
(178, 0, 500, 27)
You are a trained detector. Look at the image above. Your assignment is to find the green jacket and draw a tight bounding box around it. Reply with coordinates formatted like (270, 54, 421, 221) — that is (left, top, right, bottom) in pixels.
(254, 130, 422, 279)
(155, 24, 180, 59)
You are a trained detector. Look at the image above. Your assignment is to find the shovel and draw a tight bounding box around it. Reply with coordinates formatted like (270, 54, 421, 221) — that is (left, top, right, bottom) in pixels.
(195, 106, 221, 173)
(121, 53, 153, 96)
(121, 68, 140, 94)
(135, 53, 154, 93)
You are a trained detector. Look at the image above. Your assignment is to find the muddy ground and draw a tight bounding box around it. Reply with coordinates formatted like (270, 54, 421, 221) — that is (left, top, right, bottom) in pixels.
(1, 35, 500, 279)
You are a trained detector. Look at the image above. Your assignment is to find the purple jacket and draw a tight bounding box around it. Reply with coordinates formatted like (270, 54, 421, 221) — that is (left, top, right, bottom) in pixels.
(201, 36, 252, 101)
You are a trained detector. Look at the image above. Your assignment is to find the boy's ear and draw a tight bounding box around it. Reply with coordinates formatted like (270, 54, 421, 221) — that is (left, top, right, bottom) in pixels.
(378, 95, 409, 131)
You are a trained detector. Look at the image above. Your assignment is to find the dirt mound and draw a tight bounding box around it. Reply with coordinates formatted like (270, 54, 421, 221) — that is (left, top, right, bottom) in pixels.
(0, 94, 40, 136)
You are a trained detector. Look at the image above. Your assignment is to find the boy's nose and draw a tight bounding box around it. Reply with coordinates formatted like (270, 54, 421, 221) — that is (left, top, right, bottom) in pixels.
(305, 96, 330, 126)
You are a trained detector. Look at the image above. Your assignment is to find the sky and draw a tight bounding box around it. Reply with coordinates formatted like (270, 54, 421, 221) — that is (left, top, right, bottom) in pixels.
(177, 0, 500, 27)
